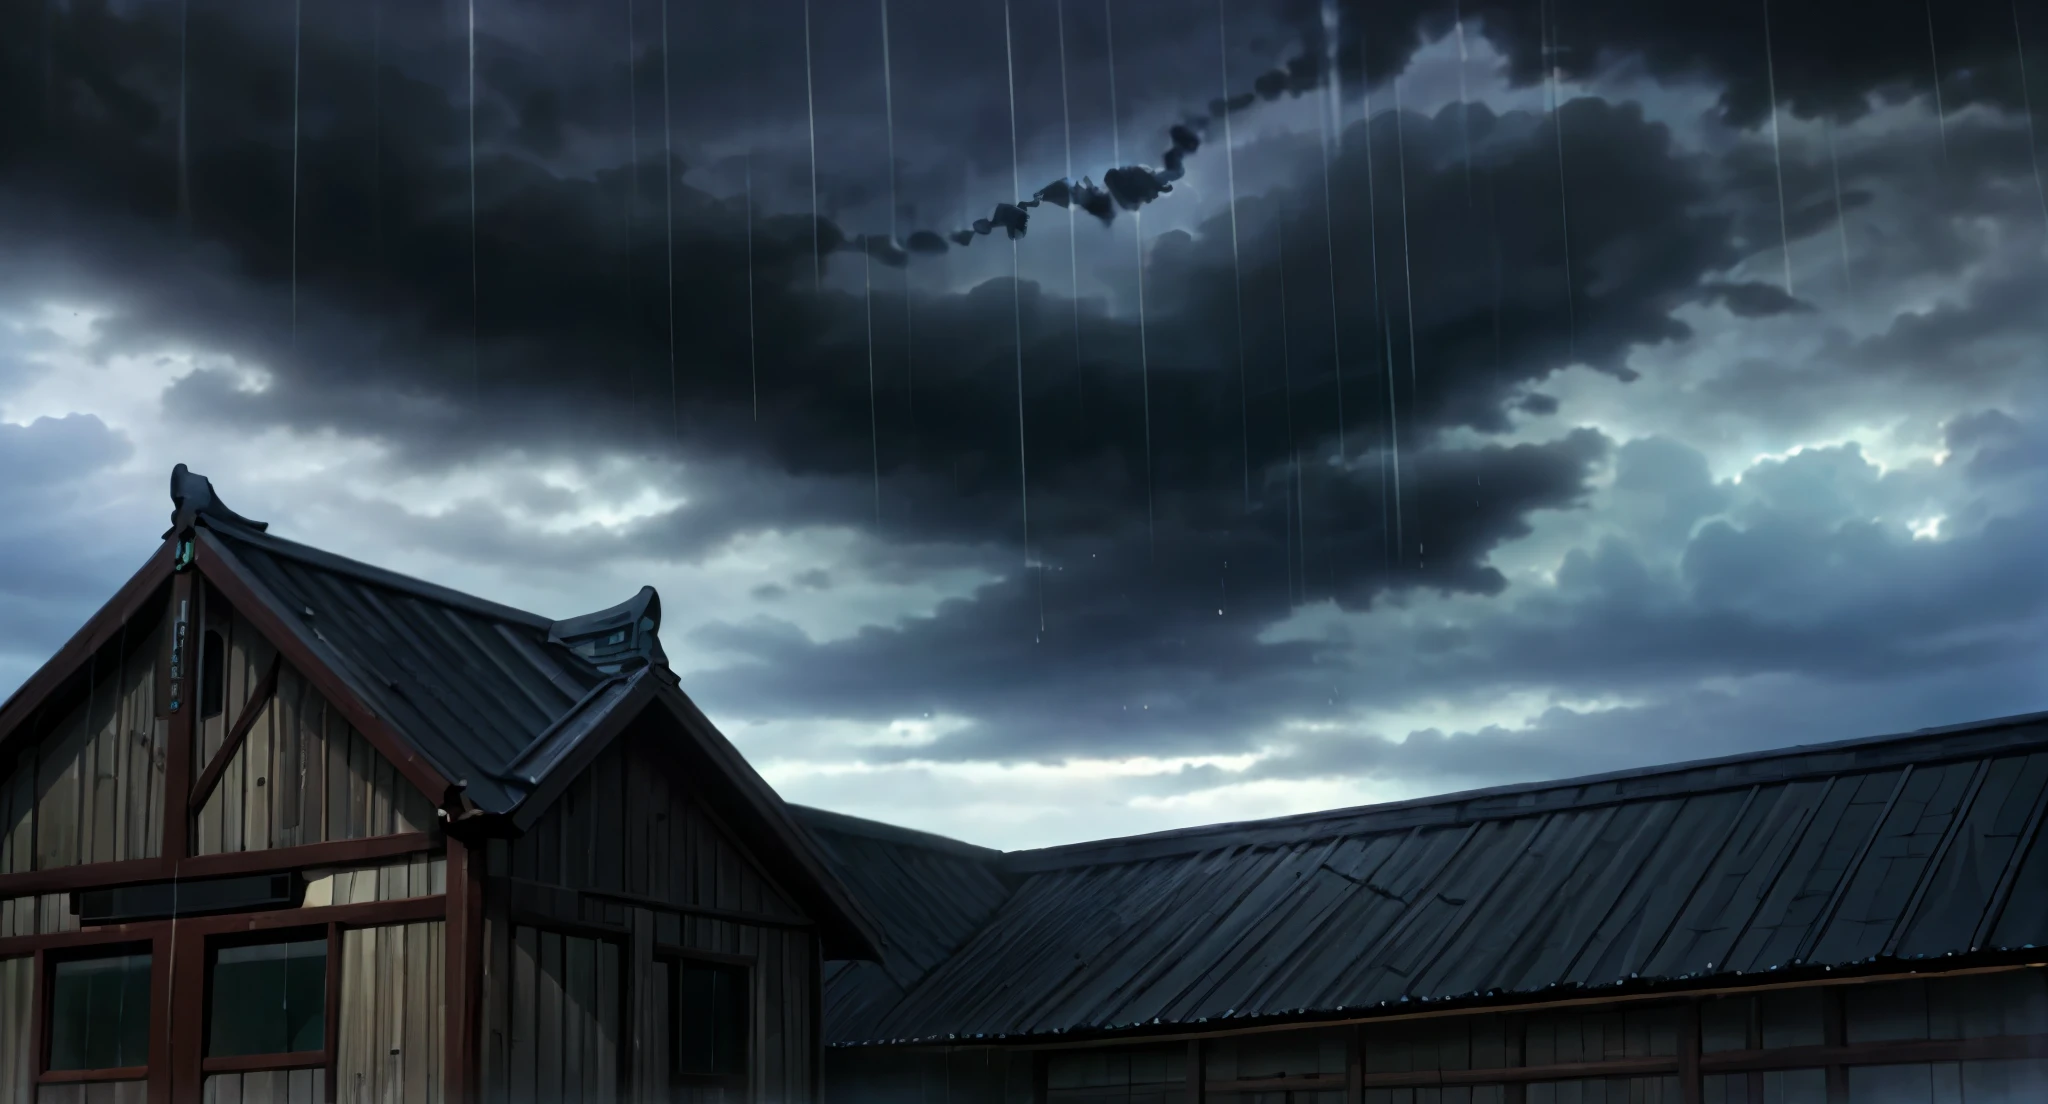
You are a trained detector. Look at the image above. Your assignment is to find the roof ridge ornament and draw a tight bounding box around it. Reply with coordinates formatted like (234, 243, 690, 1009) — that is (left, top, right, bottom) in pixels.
(547, 585, 667, 673)
(167, 463, 270, 535)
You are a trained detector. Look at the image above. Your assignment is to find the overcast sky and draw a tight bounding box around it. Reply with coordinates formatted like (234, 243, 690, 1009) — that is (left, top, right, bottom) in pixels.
(3, 0, 2046, 850)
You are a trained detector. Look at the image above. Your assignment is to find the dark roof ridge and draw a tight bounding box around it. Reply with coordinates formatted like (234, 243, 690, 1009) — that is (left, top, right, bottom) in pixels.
(1002, 708, 2048, 871)
(202, 515, 557, 631)
(791, 804, 1008, 863)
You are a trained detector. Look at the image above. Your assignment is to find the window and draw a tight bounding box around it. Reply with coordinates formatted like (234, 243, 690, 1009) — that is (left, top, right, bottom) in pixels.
(47, 952, 152, 1071)
(670, 959, 747, 1086)
(207, 937, 327, 1057)
(199, 629, 225, 719)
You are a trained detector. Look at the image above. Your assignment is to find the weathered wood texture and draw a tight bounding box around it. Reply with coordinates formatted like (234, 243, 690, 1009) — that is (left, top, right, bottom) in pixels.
(200, 1071, 324, 1104)
(479, 902, 821, 1104)
(303, 853, 448, 907)
(0, 895, 78, 937)
(505, 737, 801, 921)
(32, 1083, 149, 1104)
(194, 650, 435, 857)
(2, 955, 30, 1104)
(480, 734, 819, 1102)
(489, 926, 623, 1104)
(338, 921, 447, 1104)
(0, 603, 168, 874)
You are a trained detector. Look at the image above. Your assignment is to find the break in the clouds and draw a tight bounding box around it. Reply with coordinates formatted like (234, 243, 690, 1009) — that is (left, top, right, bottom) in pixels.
(1, 0, 2046, 848)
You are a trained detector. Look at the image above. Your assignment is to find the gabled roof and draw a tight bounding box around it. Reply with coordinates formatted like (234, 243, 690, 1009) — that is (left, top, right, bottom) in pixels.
(793, 806, 1013, 1044)
(2, 466, 882, 959)
(806, 709, 2048, 1046)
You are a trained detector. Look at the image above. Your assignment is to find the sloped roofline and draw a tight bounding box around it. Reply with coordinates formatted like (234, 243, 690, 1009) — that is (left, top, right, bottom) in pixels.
(791, 805, 1007, 864)
(194, 525, 462, 807)
(1005, 707, 2048, 870)
(807, 708, 2048, 874)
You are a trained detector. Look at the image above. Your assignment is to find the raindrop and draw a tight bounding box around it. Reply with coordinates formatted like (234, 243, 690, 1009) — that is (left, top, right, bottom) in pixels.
(1762, 0, 1795, 296)
(658, 0, 679, 436)
(1220, 0, 1251, 510)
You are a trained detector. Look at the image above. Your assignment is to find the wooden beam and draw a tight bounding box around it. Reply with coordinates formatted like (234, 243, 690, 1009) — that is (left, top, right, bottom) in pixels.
(163, 568, 198, 867)
(148, 928, 173, 1104)
(446, 834, 486, 1104)
(1824, 986, 1848, 1103)
(187, 652, 281, 810)
(324, 922, 343, 1104)
(0, 542, 174, 760)
(168, 914, 205, 1101)
(1346, 1026, 1364, 1104)
(34, 1067, 150, 1085)
(0, 893, 449, 957)
(1697, 1032, 2048, 1073)
(200, 1051, 326, 1074)
(193, 527, 454, 805)
(1678, 999, 1702, 1104)
(1187, 1039, 1205, 1104)
(0, 830, 435, 897)
(31, 948, 50, 1081)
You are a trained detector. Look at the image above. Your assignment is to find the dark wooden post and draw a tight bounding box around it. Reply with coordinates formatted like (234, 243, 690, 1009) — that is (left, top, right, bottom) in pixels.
(1186, 1038, 1204, 1104)
(1823, 988, 1848, 1103)
(162, 568, 196, 867)
(1345, 1026, 1363, 1104)
(1679, 1000, 1702, 1104)
(445, 832, 485, 1104)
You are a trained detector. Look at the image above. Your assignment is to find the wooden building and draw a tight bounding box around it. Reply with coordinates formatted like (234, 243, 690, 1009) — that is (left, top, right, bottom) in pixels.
(799, 713, 2048, 1104)
(0, 467, 881, 1104)
(10, 464, 2048, 1104)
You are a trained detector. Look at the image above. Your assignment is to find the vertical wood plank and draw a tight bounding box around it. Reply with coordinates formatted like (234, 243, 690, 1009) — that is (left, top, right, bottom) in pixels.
(512, 927, 538, 1104)
(539, 932, 564, 1104)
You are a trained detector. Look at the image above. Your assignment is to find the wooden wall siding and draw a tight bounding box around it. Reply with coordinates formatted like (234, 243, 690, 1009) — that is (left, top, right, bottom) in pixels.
(200, 1072, 323, 1104)
(824, 1048, 1035, 1104)
(0, 605, 168, 874)
(303, 853, 449, 907)
(496, 926, 623, 1104)
(506, 738, 802, 922)
(2, 956, 30, 1104)
(0, 895, 78, 937)
(194, 661, 435, 857)
(194, 582, 280, 782)
(478, 908, 819, 1101)
(32, 1084, 148, 1104)
(338, 921, 447, 1104)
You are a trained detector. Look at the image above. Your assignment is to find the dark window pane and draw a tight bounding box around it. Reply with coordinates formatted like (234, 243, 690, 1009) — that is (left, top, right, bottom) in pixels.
(674, 961, 746, 1077)
(199, 630, 225, 719)
(208, 939, 327, 1057)
(48, 953, 152, 1070)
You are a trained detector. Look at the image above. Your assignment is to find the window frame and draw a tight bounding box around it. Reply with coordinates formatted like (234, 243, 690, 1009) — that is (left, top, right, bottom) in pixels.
(656, 947, 754, 1096)
(35, 941, 155, 1084)
(195, 924, 340, 1076)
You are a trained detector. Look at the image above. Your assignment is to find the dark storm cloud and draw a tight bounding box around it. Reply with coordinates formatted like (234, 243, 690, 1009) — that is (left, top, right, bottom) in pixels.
(687, 429, 1612, 763)
(7, 0, 2043, 782)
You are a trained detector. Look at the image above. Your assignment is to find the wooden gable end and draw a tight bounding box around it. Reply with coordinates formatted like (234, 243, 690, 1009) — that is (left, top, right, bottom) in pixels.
(506, 728, 802, 924)
(0, 585, 172, 876)
(187, 581, 437, 856)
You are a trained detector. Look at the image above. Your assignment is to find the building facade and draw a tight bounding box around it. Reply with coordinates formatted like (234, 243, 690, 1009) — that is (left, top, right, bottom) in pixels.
(0, 467, 880, 1104)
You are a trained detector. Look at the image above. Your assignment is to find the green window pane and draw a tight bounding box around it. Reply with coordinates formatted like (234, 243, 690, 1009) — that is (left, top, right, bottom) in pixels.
(48, 953, 152, 1071)
(675, 962, 746, 1076)
(208, 939, 327, 1057)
